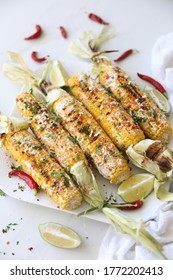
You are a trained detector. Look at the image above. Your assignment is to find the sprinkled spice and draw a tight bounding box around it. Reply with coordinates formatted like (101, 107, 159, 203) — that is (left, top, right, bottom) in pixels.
(24, 24, 42, 40)
(2, 223, 18, 233)
(28, 247, 33, 251)
(88, 13, 109, 25)
(59, 26, 68, 39)
(114, 49, 137, 62)
(31, 51, 49, 63)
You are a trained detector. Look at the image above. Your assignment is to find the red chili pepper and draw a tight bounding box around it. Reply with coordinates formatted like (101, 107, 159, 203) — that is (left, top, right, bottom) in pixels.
(9, 170, 39, 195)
(24, 24, 42, 40)
(31, 51, 48, 63)
(88, 13, 109, 25)
(137, 73, 168, 98)
(114, 49, 136, 62)
(119, 200, 144, 211)
(59, 26, 68, 39)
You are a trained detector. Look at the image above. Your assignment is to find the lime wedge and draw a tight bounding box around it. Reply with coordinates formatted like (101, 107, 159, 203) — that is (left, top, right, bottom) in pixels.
(39, 222, 81, 249)
(144, 86, 171, 114)
(117, 173, 155, 202)
(49, 61, 69, 88)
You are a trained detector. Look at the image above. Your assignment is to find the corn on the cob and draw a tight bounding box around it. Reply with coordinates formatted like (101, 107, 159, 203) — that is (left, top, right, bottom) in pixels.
(16, 92, 86, 174)
(50, 91, 130, 184)
(68, 74, 145, 150)
(94, 58, 172, 143)
(4, 130, 82, 210)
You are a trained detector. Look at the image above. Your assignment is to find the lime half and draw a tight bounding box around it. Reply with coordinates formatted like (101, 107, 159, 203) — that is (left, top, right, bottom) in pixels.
(39, 222, 81, 249)
(117, 173, 155, 202)
(144, 86, 171, 114)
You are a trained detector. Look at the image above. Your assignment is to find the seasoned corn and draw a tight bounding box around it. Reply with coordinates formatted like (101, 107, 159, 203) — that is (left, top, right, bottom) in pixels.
(95, 58, 172, 143)
(68, 73, 145, 150)
(4, 130, 82, 210)
(52, 93, 130, 184)
(16, 92, 86, 174)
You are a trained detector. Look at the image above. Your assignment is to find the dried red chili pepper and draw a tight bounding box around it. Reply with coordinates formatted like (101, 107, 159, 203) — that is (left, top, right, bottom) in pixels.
(24, 24, 42, 40)
(88, 13, 109, 25)
(114, 49, 137, 62)
(31, 51, 48, 63)
(8, 170, 39, 195)
(59, 26, 67, 39)
(119, 200, 144, 211)
(137, 73, 168, 98)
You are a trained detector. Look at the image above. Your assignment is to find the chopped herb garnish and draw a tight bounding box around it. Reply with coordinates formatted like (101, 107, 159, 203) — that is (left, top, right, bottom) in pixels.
(68, 135, 78, 145)
(53, 115, 62, 123)
(24, 101, 40, 115)
(51, 171, 70, 187)
(33, 145, 42, 150)
(49, 149, 56, 158)
(79, 125, 91, 136)
(11, 164, 23, 170)
(46, 133, 56, 140)
(2, 223, 18, 233)
(95, 144, 102, 154)
(132, 111, 147, 124)
(18, 185, 25, 191)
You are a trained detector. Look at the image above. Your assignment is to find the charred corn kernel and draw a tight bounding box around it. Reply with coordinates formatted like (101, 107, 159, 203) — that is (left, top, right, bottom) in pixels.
(52, 94, 130, 184)
(16, 92, 86, 174)
(4, 130, 82, 210)
(95, 58, 172, 143)
(68, 74, 145, 150)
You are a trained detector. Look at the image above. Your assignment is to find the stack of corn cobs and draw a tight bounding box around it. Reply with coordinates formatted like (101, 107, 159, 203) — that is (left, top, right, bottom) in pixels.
(1, 49, 173, 259)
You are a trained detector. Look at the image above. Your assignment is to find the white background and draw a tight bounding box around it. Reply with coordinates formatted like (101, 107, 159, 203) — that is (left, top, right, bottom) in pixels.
(0, 0, 173, 260)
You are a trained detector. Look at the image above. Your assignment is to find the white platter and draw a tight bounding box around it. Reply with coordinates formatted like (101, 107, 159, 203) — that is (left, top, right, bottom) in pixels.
(0, 65, 173, 224)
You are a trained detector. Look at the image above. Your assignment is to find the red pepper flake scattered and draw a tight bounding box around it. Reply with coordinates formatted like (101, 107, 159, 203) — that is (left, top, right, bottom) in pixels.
(137, 73, 168, 98)
(6, 241, 10, 245)
(28, 247, 33, 251)
(24, 24, 42, 40)
(31, 51, 49, 63)
(12, 253, 15, 256)
(59, 26, 68, 39)
(114, 49, 137, 62)
(88, 13, 109, 25)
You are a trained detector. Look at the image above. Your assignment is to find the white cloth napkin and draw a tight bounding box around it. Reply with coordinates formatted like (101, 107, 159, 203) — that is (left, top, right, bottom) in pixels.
(98, 33, 173, 260)
(151, 32, 173, 92)
(98, 203, 173, 260)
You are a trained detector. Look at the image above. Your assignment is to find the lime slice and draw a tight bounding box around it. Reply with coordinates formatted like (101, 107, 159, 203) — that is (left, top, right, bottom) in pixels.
(117, 173, 155, 202)
(49, 61, 69, 88)
(39, 222, 81, 249)
(144, 86, 171, 114)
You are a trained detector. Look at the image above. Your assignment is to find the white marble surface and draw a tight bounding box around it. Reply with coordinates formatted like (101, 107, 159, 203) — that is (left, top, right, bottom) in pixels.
(0, 0, 173, 260)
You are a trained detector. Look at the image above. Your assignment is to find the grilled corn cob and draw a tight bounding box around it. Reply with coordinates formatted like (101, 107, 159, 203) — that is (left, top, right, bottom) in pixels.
(94, 57, 172, 143)
(68, 74, 145, 150)
(47, 89, 130, 184)
(16, 92, 86, 173)
(4, 130, 82, 210)
(16, 92, 104, 205)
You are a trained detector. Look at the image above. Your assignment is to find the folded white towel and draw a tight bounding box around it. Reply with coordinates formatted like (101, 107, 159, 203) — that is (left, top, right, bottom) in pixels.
(98, 203, 173, 260)
(151, 32, 173, 92)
